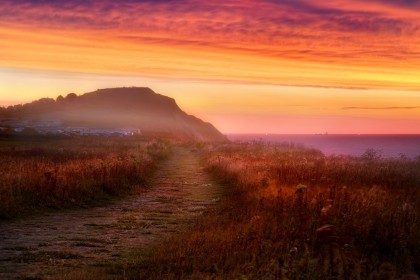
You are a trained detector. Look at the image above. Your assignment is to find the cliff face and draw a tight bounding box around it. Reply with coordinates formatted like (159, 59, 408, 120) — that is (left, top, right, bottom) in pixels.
(1, 87, 226, 141)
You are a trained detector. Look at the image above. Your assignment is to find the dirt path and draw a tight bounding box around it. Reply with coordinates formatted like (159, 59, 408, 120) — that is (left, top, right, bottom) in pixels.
(0, 147, 222, 279)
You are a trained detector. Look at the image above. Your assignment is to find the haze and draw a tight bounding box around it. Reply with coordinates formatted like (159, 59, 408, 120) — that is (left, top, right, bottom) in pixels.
(1, 0, 420, 134)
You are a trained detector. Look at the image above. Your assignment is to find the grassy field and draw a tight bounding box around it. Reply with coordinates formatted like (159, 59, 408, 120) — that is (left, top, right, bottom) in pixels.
(1, 139, 419, 279)
(129, 142, 420, 280)
(0, 136, 172, 219)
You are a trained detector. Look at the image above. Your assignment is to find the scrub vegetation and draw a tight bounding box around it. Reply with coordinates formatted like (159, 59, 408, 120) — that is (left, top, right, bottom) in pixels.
(0, 136, 172, 219)
(1, 139, 419, 279)
(131, 142, 420, 280)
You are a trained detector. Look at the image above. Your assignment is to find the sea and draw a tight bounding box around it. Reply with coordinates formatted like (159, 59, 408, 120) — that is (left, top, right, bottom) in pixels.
(227, 134, 420, 158)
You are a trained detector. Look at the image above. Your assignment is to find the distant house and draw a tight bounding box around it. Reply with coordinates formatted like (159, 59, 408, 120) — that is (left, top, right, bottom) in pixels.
(0, 118, 141, 137)
(63, 127, 141, 136)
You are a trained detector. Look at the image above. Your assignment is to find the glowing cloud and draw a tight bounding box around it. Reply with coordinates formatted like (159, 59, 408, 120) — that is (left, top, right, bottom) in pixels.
(0, 0, 419, 133)
(1, 0, 420, 89)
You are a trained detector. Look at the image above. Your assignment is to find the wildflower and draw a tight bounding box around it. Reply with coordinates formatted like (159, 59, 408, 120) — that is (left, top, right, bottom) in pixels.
(316, 224, 338, 243)
(320, 203, 333, 219)
(289, 247, 298, 255)
(295, 184, 307, 193)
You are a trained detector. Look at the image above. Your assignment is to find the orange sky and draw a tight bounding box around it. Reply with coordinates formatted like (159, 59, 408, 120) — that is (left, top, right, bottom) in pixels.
(0, 0, 419, 134)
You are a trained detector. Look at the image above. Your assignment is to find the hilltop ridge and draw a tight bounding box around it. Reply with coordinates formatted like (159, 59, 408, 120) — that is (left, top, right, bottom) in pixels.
(0, 87, 226, 141)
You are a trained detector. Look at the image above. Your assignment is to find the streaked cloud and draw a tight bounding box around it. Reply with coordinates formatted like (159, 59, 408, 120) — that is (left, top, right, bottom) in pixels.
(2, 0, 420, 59)
(1, 0, 420, 133)
(342, 107, 420, 110)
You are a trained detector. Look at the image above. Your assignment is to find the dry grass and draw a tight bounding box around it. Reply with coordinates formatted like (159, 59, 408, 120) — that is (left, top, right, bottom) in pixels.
(130, 142, 419, 279)
(0, 136, 172, 219)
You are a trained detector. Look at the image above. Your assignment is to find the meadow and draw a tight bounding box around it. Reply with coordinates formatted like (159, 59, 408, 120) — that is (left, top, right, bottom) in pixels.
(1, 138, 419, 279)
(131, 142, 420, 280)
(0, 136, 171, 219)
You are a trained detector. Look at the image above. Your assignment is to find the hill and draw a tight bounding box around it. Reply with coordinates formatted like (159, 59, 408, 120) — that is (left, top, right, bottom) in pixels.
(0, 87, 226, 141)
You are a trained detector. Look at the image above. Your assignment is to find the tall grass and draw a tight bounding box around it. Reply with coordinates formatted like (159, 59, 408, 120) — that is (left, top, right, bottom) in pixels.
(132, 142, 419, 279)
(0, 136, 172, 219)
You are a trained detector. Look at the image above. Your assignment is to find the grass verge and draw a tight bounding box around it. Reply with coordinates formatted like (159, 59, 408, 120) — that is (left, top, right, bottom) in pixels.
(0, 136, 172, 219)
(125, 142, 419, 279)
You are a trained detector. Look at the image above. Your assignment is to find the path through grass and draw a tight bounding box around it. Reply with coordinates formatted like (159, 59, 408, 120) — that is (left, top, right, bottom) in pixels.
(0, 147, 222, 279)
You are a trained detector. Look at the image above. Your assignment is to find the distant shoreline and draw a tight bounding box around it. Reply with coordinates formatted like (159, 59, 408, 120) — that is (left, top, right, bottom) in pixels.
(227, 134, 420, 158)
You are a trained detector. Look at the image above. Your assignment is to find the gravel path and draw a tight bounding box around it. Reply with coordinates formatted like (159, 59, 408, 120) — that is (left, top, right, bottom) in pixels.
(0, 147, 222, 279)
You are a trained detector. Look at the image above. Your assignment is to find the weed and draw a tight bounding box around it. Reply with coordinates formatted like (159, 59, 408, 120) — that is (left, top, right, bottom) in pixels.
(0, 136, 172, 219)
(129, 142, 419, 279)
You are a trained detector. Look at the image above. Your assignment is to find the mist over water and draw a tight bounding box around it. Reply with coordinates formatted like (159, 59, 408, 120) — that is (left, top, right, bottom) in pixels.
(228, 134, 420, 158)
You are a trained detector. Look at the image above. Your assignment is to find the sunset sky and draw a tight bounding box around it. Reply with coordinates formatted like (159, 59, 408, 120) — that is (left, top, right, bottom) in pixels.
(1, 0, 419, 134)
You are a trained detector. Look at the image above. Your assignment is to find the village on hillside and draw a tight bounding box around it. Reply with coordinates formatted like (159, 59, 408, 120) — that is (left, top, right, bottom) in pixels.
(0, 119, 141, 137)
